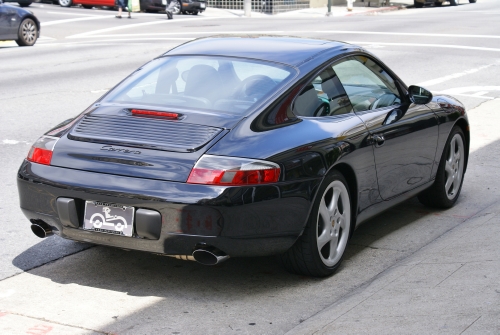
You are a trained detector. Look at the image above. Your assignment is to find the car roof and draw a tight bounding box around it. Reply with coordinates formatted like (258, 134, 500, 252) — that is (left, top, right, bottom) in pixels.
(163, 36, 355, 67)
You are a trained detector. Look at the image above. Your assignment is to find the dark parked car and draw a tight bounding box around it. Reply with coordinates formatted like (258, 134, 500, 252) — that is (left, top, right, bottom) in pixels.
(57, 0, 166, 12)
(414, 0, 476, 7)
(0, 0, 39, 46)
(3, 0, 33, 7)
(18, 36, 469, 277)
(168, 0, 205, 15)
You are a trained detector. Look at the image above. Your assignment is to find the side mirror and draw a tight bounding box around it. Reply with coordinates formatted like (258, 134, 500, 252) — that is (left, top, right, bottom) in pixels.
(408, 85, 433, 105)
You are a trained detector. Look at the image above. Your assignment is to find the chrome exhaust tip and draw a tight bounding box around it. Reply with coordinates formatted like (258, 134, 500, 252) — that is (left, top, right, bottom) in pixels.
(192, 247, 229, 265)
(30, 220, 53, 238)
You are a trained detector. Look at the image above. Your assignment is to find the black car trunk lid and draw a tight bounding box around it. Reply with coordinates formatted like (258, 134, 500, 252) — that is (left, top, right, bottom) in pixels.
(49, 106, 239, 182)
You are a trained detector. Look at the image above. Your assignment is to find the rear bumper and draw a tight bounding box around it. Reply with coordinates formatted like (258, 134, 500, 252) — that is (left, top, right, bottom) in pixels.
(181, 1, 205, 12)
(17, 161, 313, 257)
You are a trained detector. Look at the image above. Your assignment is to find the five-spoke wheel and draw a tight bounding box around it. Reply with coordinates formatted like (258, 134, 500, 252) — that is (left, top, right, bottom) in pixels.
(418, 126, 466, 208)
(280, 170, 352, 277)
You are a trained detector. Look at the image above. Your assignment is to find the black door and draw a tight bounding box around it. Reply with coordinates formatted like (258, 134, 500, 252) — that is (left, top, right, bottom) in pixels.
(0, 4, 19, 40)
(333, 55, 439, 200)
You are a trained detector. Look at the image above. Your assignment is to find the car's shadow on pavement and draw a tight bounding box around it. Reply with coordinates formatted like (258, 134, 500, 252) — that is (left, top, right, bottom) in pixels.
(11, 196, 444, 298)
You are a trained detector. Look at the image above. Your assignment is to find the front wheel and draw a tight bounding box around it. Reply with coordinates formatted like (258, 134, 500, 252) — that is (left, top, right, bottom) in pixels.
(15, 18, 38, 46)
(434, 1, 443, 5)
(59, 0, 73, 7)
(418, 126, 466, 208)
(280, 170, 352, 277)
(469, 0, 476, 2)
(19, 2, 32, 7)
(449, 0, 458, 5)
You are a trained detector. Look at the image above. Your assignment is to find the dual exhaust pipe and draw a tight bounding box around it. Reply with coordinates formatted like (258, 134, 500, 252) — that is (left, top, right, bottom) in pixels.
(29, 220, 229, 266)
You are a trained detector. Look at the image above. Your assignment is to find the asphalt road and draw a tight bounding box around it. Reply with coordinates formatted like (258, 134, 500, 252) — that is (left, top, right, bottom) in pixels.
(0, 0, 499, 333)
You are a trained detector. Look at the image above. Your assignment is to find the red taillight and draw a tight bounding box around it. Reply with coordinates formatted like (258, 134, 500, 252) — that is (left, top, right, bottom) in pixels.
(131, 109, 179, 119)
(187, 155, 280, 186)
(27, 136, 59, 166)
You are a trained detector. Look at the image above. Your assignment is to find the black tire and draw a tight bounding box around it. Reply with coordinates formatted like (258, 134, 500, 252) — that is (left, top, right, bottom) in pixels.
(469, 0, 476, 2)
(82, 4, 93, 8)
(18, 2, 32, 7)
(434, 1, 443, 5)
(418, 126, 466, 208)
(58, 0, 73, 7)
(15, 18, 38, 47)
(192, 10, 198, 15)
(280, 170, 353, 277)
(414, 0, 424, 7)
(449, 0, 458, 5)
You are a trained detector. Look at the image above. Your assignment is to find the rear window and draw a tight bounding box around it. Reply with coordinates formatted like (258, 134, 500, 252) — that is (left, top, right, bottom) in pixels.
(103, 56, 296, 115)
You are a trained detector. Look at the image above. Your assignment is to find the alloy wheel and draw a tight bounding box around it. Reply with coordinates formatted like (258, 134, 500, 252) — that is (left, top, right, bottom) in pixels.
(170, 0, 180, 14)
(21, 20, 36, 44)
(444, 133, 465, 200)
(316, 180, 351, 267)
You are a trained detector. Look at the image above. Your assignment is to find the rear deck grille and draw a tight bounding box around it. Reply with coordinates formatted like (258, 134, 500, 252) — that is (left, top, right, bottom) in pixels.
(68, 114, 223, 152)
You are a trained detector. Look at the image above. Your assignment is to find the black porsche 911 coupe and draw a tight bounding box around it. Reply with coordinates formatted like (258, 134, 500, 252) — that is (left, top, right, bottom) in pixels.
(17, 36, 469, 277)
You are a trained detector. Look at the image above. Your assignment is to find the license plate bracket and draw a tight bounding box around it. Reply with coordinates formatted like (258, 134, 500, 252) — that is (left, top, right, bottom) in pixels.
(83, 201, 134, 237)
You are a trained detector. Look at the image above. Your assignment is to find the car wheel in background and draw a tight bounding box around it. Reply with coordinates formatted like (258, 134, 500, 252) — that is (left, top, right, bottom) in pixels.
(469, 0, 476, 2)
(15, 18, 38, 47)
(170, 0, 180, 14)
(280, 170, 352, 277)
(18, 2, 32, 6)
(59, 0, 73, 7)
(82, 4, 93, 8)
(449, 0, 458, 5)
(418, 127, 466, 208)
(192, 10, 198, 15)
(414, 0, 424, 7)
(434, 1, 442, 5)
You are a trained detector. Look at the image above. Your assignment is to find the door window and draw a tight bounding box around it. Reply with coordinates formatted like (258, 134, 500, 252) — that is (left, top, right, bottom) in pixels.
(333, 56, 401, 112)
(293, 66, 352, 117)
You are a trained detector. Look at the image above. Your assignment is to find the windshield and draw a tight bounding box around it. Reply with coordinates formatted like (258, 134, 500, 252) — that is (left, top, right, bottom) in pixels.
(103, 56, 296, 115)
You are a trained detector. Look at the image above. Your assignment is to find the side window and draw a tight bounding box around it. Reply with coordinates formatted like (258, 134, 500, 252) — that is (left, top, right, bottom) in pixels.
(333, 56, 401, 112)
(293, 66, 352, 117)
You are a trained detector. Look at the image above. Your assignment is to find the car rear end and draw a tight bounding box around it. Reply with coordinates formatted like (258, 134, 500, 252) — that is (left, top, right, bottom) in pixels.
(17, 54, 308, 262)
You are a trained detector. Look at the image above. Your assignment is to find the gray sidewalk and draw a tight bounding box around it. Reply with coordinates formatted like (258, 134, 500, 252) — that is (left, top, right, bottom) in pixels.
(287, 99, 500, 334)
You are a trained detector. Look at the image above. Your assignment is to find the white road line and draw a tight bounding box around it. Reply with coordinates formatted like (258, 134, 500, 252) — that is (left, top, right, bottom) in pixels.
(70, 38, 195, 43)
(435, 86, 500, 100)
(68, 30, 500, 39)
(349, 41, 500, 53)
(69, 31, 286, 38)
(66, 17, 220, 38)
(317, 30, 500, 40)
(42, 15, 116, 27)
(418, 64, 497, 87)
(47, 11, 110, 17)
(435, 92, 496, 100)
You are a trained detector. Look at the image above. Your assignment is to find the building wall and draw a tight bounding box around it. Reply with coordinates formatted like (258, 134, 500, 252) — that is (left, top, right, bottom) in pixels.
(207, 0, 311, 14)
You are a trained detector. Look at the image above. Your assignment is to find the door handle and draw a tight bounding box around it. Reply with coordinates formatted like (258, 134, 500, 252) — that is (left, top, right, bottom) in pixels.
(373, 134, 385, 147)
